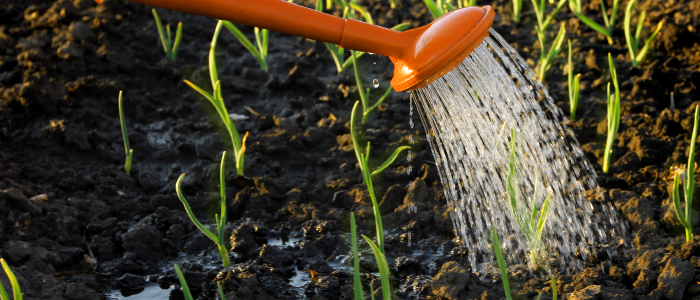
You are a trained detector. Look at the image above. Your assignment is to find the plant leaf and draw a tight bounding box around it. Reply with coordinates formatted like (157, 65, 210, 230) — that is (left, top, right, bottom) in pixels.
(176, 174, 219, 242)
(174, 265, 194, 300)
(362, 235, 392, 300)
(371, 146, 411, 177)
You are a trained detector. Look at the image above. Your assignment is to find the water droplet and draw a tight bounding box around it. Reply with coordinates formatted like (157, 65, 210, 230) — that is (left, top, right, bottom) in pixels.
(407, 165, 413, 175)
(409, 119, 414, 129)
(373, 62, 377, 65)
(368, 52, 374, 55)
(407, 150, 412, 162)
(372, 79, 379, 88)
(409, 135, 414, 145)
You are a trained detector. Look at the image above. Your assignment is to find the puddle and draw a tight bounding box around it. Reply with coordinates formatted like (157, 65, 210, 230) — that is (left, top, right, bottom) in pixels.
(104, 283, 181, 300)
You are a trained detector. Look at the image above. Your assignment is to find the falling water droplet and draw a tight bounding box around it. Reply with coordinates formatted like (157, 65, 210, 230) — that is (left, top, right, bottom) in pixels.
(373, 62, 377, 65)
(407, 150, 412, 162)
(372, 79, 379, 88)
(407, 165, 413, 175)
(409, 135, 414, 145)
(409, 119, 414, 129)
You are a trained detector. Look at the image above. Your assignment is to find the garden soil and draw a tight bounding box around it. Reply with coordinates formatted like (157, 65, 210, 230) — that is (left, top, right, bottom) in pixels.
(1, 0, 699, 299)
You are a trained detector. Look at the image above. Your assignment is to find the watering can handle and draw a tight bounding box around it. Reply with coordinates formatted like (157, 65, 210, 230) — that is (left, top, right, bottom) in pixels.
(119, 0, 413, 59)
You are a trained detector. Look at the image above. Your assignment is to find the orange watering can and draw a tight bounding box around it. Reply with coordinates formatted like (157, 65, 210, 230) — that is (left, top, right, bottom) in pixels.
(107, 0, 494, 91)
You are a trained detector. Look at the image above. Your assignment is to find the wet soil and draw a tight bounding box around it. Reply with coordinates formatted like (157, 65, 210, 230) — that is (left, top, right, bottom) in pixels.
(1, 0, 699, 299)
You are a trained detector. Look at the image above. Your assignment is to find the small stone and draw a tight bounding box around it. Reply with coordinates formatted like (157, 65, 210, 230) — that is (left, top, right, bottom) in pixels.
(56, 41, 83, 59)
(568, 285, 601, 300)
(430, 261, 470, 300)
(656, 257, 694, 300)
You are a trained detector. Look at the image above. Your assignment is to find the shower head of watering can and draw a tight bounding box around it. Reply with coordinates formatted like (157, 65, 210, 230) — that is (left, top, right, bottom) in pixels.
(109, 0, 494, 91)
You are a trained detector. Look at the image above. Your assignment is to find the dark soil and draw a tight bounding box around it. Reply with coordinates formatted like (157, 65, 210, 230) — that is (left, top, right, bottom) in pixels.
(1, 0, 699, 299)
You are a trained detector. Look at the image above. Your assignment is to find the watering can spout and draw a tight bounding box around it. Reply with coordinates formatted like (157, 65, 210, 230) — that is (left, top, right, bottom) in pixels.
(110, 0, 494, 91)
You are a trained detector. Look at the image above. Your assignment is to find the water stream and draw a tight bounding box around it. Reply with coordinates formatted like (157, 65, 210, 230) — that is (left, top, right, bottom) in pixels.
(410, 29, 628, 273)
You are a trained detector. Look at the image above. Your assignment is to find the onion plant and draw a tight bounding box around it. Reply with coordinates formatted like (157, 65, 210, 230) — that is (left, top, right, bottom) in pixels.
(492, 228, 513, 300)
(184, 21, 248, 176)
(349, 212, 393, 300)
(315, 0, 409, 73)
(173, 264, 193, 300)
(530, 0, 566, 43)
(222, 21, 268, 71)
(424, 0, 477, 19)
(152, 9, 182, 61)
(568, 40, 581, 120)
(569, 0, 618, 45)
(350, 213, 363, 300)
(672, 106, 699, 241)
(175, 152, 231, 268)
(0, 258, 22, 300)
(362, 234, 391, 300)
(602, 53, 621, 174)
(537, 23, 566, 82)
(350, 101, 410, 253)
(118, 91, 133, 175)
(623, 0, 663, 67)
(351, 50, 394, 124)
(506, 129, 553, 268)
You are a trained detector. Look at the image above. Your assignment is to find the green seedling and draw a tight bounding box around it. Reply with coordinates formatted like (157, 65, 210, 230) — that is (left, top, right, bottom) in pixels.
(506, 129, 553, 267)
(511, 0, 523, 22)
(152, 9, 182, 61)
(1, 258, 22, 300)
(174, 264, 193, 300)
(672, 105, 699, 241)
(315, 1, 410, 73)
(567, 40, 581, 120)
(537, 24, 566, 82)
(176, 152, 231, 268)
(362, 234, 392, 300)
(351, 50, 394, 124)
(350, 213, 364, 300)
(222, 21, 268, 71)
(184, 21, 248, 176)
(118, 91, 133, 175)
(424, 0, 477, 19)
(623, 0, 663, 67)
(569, 0, 618, 45)
(492, 228, 512, 300)
(603, 53, 620, 174)
(217, 282, 225, 300)
(350, 101, 410, 253)
(530, 0, 566, 40)
(536, 275, 558, 300)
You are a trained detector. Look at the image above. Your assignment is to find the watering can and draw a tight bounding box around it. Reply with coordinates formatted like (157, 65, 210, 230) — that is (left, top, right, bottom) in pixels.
(113, 0, 494, 91)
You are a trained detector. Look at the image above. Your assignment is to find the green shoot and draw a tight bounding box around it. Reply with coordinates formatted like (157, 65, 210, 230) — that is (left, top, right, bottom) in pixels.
(537, 24, 566, 82)
(623, 0, 663, 67)
(315, 0, 409, 73)
(569, 0, 618, 45)
(672, 105, 699, 241)
(175, 152, 231, 268)
(351, 50, 394, 124)
(350, 101, 410, 253)
(316, 0, 409, 74)
(118, 91, 133, 175)
(350, 213, 364, 300)
(152, 9, 182, 61)
(424, 0, 484, 19)
(567, 40, 581, 120)
(217, 282, 225, 300)
(551, 275, 558, 300)
(512, 0, 523, 22)
(174, 264, 194, 300)
(1, 258, 22, 300)
(530, 0, 566, 39)
(222, 21, 268, 71)
(603, 53, 621, 174)
(184, 21, 248, 176)
(506, 129, 553, 268)
(492, 228, 512, 300)
(362, 235, 391, 300)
